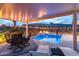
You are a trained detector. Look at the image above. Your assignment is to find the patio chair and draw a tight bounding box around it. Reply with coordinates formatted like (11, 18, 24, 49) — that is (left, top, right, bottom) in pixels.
(4, 31, 12, 43)
(11, 32, 29, 48)
(9, 33, 24, 53)
(22, 35, 30, 46)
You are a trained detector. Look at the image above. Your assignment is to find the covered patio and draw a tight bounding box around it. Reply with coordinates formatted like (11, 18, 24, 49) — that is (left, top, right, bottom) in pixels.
(0, 3, 79, 56)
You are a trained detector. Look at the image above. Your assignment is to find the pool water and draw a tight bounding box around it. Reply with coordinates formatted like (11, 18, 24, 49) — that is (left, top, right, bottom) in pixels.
(32, 34, 62, 44)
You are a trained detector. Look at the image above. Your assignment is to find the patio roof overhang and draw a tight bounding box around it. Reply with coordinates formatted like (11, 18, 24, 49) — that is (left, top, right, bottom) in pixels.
(0, 3, 79, 23)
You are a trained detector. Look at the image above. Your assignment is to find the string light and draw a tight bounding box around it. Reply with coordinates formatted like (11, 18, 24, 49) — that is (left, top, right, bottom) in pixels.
(10, 9, 14, 20)
(5, 9, 8, 19)
(0, 9, 2, 18)
(14, 11, 18, 21)
(21, 16, 24, 22)
(18, 10, 22, 22)
(24, 13, 28, 23)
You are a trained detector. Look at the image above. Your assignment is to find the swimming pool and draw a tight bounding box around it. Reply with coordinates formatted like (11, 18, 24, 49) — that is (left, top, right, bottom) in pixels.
(32, 34, 62, 44)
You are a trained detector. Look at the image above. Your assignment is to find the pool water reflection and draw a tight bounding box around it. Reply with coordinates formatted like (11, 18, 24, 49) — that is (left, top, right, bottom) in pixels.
(32, 34, 62, 44)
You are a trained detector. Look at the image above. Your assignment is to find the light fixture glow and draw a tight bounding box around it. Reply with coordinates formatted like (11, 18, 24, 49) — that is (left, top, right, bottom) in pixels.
(24, 14, 28, 23)
(18, 10, 22, 22)
(0, 9, 2, 18)
(10, 9, 14, 20)
(38, 8, 46, 17)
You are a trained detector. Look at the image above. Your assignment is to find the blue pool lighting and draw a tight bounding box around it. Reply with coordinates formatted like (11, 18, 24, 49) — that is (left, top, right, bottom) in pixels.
(32, 34, 62, 44)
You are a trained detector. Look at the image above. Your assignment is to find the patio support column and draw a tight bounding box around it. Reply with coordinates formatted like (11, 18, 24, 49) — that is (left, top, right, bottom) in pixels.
(13, 21, 16, 27)
(26, 20, 29, 38)
(73, 10, 77, 50)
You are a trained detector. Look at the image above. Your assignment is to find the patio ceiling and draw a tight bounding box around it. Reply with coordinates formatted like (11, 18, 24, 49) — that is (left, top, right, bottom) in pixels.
(0, 3, 79, 23)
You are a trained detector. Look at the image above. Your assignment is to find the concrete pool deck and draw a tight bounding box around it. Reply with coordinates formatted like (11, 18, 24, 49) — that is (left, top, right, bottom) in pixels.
(31, 34, 79, 51)
(0, 34, 79, 55)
